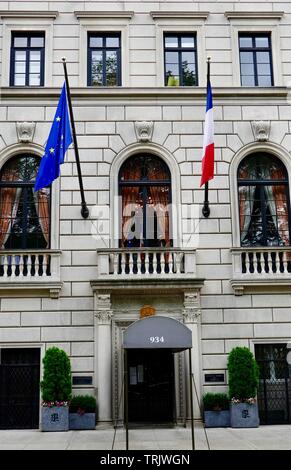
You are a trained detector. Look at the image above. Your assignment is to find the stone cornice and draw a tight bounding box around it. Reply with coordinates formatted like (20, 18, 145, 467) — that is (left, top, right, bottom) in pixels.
(150, 11, 209, 20)
(0, 11, 59, 19)
(74, 11, 134, 20)
(225, 11, 284, 20)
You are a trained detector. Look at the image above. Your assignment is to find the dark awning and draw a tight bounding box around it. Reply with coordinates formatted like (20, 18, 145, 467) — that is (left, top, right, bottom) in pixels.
(123, 316, 192, 352)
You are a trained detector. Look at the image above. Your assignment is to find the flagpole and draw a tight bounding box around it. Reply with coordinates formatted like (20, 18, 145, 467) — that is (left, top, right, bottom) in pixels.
(202, 57, 211, 218)
(62, 58, 89, 219)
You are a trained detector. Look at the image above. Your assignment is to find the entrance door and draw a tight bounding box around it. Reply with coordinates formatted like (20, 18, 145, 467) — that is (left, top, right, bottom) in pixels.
(127, 349, 175, 423)
(0, 348, 40, 429)
(255, 344, 291, 424)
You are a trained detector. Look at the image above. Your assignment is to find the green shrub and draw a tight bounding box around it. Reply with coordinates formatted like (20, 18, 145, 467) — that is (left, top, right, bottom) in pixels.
(40, 347, 72, 403)
(69, 395, 97, 414)
(203, 393, 229, 411)
(227, 347, 259, 401)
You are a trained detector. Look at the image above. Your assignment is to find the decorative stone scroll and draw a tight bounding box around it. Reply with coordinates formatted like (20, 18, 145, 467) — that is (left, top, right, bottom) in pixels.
(135, 121, 154, 142)
(182, 291, 201, 323)
(251, 121, 270, 142)
(94, 294, 113, 324)
(16, 122, 36, 143)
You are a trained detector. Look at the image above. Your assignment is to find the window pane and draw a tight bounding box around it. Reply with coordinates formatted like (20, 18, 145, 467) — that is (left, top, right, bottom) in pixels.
(256, 51, 270, 63)
(30, 50, 41, 61)
(241, 63, 254, 75)
(257, 75, 272, 86)
(241, 75, 255, 86)
(90, 37, 102, 48)
(29, 62, 40, 74)
(239, 36, 253, 48)
(15, 50, 26, 61)
(30, 37, 44, 47)
(29, 74, 41, 85)
(165, 51, 179, 64)
(106, 50, 118, 86)
(182, 62, 196, 86)
(240, 52, 253, 64)
(181, 36, 195, 48)
(255, 36, 269, 48)
(106, 37, 119, 48)
(165, 36, 178, 48)
(14, 61, 26, 73)
(257, 63, 271, 75)
(91, 51, 103, 85)
(181, 51, 195, 64)
(14, 74, 26, 85)
(14, 37, 27, 47)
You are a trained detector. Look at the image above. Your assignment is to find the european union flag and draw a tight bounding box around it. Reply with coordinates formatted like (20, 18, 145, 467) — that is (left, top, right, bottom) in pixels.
(34, 83, 73, 192)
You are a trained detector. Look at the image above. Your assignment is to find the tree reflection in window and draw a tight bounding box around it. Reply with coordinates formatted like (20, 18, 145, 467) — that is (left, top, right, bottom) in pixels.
(238, 154, 290, 247)
(0, 155, 50, 249)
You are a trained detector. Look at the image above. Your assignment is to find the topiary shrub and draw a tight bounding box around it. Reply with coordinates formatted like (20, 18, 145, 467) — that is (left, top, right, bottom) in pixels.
(69, 395, 97, 414)
(40, 347, 72, 404)
(227, 347, 259, 402)
(203, 393, 229, 411)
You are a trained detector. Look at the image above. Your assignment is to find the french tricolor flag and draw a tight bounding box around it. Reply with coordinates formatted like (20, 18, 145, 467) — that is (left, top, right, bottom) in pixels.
(200, 74, 214, 187)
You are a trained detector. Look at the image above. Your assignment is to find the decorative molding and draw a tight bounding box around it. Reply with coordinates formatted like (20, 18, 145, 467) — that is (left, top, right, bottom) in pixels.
(0, 282, 62, 298)
(95, 310, 113, 325)
(251, 121, 270, 142)
(135, 121, 154, 142)
(74, 11, 134, 20)
(150, 11, 209, 20)
(16, 122, 36, 143)
(94, 293, 113, 324)
(225, 11, 284, 20)
(0, 11, 58, 19)
(183, 291, 201, 323)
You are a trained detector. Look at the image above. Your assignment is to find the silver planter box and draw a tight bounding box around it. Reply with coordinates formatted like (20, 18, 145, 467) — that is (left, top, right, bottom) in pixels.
(69, 413, 96, 430)
(230, 403, 259, 428)
(204, 410, 230, 428)
(41, 406, 69, 432)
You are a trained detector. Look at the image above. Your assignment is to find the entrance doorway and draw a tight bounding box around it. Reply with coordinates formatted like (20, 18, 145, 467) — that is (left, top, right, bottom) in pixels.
(127, 349, 174, 423)
(0, 348, 40, 429)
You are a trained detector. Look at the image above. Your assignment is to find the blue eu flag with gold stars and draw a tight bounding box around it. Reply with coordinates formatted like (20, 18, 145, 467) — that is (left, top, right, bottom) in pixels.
(34, 83, 73, 191)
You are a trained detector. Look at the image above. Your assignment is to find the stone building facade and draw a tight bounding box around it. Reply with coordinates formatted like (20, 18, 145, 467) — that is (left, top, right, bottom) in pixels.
(0, 0, 291, 429)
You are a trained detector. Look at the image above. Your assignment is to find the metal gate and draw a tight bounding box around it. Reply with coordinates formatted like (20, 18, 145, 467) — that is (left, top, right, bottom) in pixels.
(255, 344, 291, 425)
(0, 348, 40, 429)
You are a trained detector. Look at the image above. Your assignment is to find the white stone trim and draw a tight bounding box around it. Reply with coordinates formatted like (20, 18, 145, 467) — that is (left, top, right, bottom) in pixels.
(0, 11, 58, 19)
(225, 12, 284, 20)
(74, 11, 134, 20)
(77, 19, 130, 87)
(110, 142, 182, 249)
(155, 20, 207, 87)
(1, 20, 54, 88)
(228, 20, 283, 87)
(151, 11, 209, 20)
(0, 143, 60, 250)
(229, 141, 291, 248)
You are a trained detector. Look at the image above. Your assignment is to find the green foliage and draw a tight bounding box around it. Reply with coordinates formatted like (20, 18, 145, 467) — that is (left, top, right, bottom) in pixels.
(202, 393, 229, 411)
(227, 347, 259, 400)
(40, 347, 72, 402)
(69, 395, 97, 413)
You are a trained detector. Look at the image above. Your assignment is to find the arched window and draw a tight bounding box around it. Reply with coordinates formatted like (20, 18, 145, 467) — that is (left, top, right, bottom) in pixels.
(238, 153, 290, 247)
(0, 154, 50, 249)
(119, 154, 172, 248)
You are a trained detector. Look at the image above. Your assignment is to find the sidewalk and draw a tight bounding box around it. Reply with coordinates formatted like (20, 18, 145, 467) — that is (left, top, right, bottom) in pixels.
(0, 423, 291, 450)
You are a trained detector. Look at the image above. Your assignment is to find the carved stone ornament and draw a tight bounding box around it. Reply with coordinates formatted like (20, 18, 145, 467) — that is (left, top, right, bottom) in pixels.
(95, 310, 113, 325)
(135, 121, 154, 142)
(16, 122, 36, 143)
(251, 121, 270, 142)
(183, 291, 201, 323)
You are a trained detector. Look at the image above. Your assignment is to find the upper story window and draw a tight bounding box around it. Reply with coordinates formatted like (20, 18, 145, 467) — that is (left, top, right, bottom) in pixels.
(0, 155, 50, 250)
(88, 33, 121, 86)
(239, 33, 273, 86)
(10, 33, 45, 86)
(238, 154, 290, 247)
(119, 154, 172, 248)
(164, 33, 198, 86)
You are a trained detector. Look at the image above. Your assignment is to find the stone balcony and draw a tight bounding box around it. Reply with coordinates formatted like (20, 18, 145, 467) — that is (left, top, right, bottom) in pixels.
(231, 247, 291, 295)
(0, 249, 62, 298)
(92, 248, 204, 295)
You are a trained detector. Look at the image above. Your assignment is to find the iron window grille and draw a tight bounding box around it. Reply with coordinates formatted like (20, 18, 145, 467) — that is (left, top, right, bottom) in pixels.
(88, 33, 121, 86)
(164, 33, 198, 87)
(239, 33, 274, 87)
(10, 32, 45, 87)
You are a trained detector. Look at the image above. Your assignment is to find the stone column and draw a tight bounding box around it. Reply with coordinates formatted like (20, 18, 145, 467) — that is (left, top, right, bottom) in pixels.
(94, 293, 113, 425)
(183, 290, 202, 420)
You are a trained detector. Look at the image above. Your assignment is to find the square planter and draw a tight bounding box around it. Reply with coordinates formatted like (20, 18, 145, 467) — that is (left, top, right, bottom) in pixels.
(41, 406, 69, 432)
(69, 413, 96, 430)
(230, 403, 259, 428)
(204, 410, 230, 428)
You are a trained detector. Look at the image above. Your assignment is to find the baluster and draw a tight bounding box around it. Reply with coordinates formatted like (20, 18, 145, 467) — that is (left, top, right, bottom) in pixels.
(254, 251, 259, 274)
(34, 254, 40, 277)
(282, 251, 288, 274)
(3, 254, 8, 277)
(43, 254, 48, 276)
(160, 252, 165, 274)
(129, 252, 133, 274)
(176, 252, 181, 274)
(137, 252, 142, 274)
(113, 253, 119, 275)
(168, 251, 174, 273)
(245, 252, 250, 274)
(120, 252, 126, 274)
(275, 251, 280, 273)
(26, 254, 32, 276)
(9, 254, 15, 278)
(151, 252, 157, 274)
(144, 251, 149, 274)
(18, 253, 24, 277)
